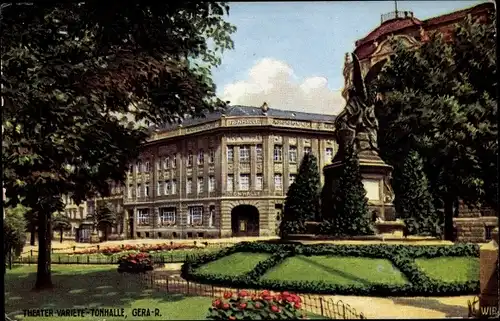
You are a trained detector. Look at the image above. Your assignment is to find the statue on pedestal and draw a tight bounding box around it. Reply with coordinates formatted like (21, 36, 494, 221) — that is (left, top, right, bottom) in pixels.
(333, 53, 379, 161)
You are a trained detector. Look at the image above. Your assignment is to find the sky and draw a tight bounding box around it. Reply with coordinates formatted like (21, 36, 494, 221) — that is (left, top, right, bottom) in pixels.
(212, 0, 488, 115)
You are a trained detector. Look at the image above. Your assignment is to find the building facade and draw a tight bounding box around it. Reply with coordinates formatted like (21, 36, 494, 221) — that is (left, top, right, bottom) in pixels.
(122, 105, 337, 239)
(61, 194, 88, 238)
(342, 2, 497, 242)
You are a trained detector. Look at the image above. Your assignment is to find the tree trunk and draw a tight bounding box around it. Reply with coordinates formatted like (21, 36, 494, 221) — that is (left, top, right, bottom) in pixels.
(59, 228, 63, 243)
(30, 225, 36, 246)
(443, 195, 455, 241)
(34, 210, 53, 290)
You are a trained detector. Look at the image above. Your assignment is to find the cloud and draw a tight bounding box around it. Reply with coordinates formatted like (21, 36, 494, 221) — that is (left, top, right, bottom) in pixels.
(220, 58, 345, 115)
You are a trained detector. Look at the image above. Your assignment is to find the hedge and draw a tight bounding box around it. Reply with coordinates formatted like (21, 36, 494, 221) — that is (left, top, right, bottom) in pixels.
(181, 242, 480, 296)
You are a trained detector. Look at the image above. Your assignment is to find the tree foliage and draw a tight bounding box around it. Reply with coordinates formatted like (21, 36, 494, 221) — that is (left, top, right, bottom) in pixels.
(320, 148, 374, 236)
(52, 213, 71, 243)
(4, 204, 28, 272)
(279, 153, 321, 237)
(1, 1, 235, 289)
(87, 202, 116, 241)
(394, 150, 441, 237)
(370, 12, 497, 240)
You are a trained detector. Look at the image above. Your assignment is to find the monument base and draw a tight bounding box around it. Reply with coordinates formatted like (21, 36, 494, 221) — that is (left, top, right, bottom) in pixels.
(323, 151, 395, 221)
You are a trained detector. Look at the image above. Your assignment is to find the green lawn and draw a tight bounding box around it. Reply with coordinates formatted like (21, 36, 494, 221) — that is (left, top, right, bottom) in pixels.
(415, 257, 480, 283)
(195, 252, 271, 276)
(262, 256, 408, 286)
(5, 265, 212, 320)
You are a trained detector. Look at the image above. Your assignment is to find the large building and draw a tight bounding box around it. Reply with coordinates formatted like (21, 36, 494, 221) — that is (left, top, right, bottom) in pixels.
(121, 105, 337, 239)
(342, 2, 496, 243)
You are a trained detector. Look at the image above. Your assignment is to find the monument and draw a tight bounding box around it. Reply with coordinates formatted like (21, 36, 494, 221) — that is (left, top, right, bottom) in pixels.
(323, 53, 402, 235)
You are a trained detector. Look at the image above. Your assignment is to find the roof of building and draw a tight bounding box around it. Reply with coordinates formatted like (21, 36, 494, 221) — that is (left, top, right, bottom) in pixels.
(354, 2, 493, 55)
(155, 105, 336, 132)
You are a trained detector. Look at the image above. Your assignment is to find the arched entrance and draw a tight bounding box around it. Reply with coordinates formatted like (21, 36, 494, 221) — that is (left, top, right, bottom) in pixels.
(231, 205, 260, 237)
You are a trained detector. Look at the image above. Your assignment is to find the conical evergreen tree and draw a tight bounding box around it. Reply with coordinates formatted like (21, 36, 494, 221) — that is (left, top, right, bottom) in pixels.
(321, 147, 374, 236)
(279, 153, 321, 237)
(393, 150, 441, 236)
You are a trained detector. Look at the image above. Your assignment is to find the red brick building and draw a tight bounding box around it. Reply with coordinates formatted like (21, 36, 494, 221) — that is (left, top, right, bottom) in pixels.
(342, 2, 497, 242)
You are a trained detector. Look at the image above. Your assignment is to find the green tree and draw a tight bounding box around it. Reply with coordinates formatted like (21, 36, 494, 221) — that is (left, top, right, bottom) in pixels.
(2, 2, 235, 289)
(394, 150, 441, 237)
(321, 147, 374, 236)
(4, 203, 28, 273)
(279, 153, 321, 237)
(370, 12, 496, 240)
(88, 203, 116, 242)
(52, 213, 71, 244)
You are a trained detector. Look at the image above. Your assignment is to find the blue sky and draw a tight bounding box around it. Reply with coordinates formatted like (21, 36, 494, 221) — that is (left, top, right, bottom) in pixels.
(212, 0, 487, 114)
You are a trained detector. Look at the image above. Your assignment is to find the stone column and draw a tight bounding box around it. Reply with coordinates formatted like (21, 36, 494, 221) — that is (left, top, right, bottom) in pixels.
(479, 228, 499, 314)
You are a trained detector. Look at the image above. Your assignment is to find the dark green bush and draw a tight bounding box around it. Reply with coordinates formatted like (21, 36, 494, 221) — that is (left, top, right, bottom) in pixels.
(181, 242, 480, 296)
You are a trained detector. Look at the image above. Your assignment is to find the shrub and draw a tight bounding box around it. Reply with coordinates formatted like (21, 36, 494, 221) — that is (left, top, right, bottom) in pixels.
(117, 252, 154, 273)
(207, 290, 308, 320)
(74, 242, 198, 255)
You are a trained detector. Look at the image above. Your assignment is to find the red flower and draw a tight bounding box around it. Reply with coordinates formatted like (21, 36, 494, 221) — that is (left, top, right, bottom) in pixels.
(223, 291, 233, 299)
(222, 303, 230, 310)
(260, 290, 270, 297)
(294, 302, 301, 309)
(238, 290, 249, 298)
(212, 299, 221, 308)
(229, 316, 236, 320)
(282, 291, 290, 297)
(130, 259, 137, 264)
(263, 295, 273, 301)
(239, 303, 247, 310)
(270, 305, 280, 313)
(254, 302, 262, 309)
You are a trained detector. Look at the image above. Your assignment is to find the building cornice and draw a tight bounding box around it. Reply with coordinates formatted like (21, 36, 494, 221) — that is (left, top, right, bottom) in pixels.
(145, 116, 336, 145)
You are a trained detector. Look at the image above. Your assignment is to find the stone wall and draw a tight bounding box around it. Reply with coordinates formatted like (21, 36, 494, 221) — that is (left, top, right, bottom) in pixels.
(454, 217, 498, 243)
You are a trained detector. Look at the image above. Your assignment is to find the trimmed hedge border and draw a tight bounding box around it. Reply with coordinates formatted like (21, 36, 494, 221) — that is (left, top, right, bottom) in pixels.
(181, 242, 480, 296)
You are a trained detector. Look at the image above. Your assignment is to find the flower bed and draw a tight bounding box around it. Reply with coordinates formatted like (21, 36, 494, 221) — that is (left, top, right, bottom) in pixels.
(208, 290, 308, 320)
(74, 243, 198, 255)
(117, 252, 154, 273)
(182, 242, 480, 296)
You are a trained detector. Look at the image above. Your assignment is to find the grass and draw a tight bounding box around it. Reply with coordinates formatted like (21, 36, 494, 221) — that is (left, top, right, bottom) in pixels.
(195, 252, 271, 276)
(261, 256, 408, 286)
(415, 257, 480, 283)
(5, 265, 212, 320)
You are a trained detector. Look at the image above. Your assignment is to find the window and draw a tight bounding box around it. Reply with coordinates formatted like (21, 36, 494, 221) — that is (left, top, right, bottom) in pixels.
(485, 226, 495, 241)
(156, 160, 161, 171)
(172, 154, 177, 168)
(325, 148, 333, 162)
(274, 174, 283, 190)
(209, 176, 215, 192)
(164, 156, 170, 169)
(274, 145, 283, 162)
(304, 147, 311, 155)
(165, 180, 171, 195)
(137, 209, 150, 226)
(198, 149, 204, 165)
(256, 144, 263, 162)
(136, 161, 142, 173)
(159, 207, 176, 226)
(136, 184, 142, 197)
(128, 164, 133, 174)
(289, 146, 297, 163)
(186, 178, 193, 194)
(239, 145, 250, 162)
(188, 206, 203, 226)
(171, 180, 177, 194)
(209, 149, 215, 163)
(145, 183, 150, 197)
(289, 174, 297, 186)
(157, 182, 163, 196)
(239, 174, 250, 191)
(128, 185, 133, 198)
(197, 177, 204, 193)
(187, 152, 193, 167)
(208, 205, 215, 227)
(144, 161, 151, 173)
(255, 174, 263, 191)
(227, 146, 234, 162)
(227, 175, 234, 192)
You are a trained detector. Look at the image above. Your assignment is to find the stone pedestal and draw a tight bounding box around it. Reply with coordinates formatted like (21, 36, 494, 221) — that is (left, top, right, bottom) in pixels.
(479, 228, 499, 312)
(323, 132, 395, 221)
